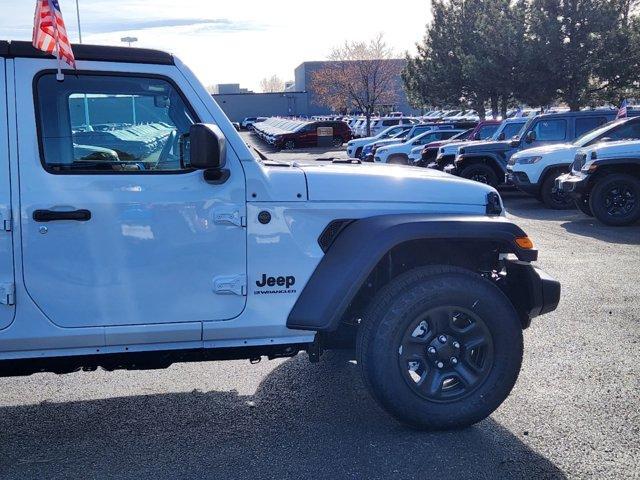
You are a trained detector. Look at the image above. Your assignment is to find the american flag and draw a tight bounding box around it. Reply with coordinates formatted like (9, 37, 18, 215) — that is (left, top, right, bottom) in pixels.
(32, 0, 76, 69)
(617, 99, 628, 119)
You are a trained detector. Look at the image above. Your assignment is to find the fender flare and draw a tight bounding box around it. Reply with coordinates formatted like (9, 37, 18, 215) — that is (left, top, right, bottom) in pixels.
(457, 153, 505, 175)
(286, 214, 537, 332)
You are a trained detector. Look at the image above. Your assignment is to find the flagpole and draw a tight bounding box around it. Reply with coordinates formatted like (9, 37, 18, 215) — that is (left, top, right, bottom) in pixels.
(75, 0, 82, 43)
(50, 5, 64, 81)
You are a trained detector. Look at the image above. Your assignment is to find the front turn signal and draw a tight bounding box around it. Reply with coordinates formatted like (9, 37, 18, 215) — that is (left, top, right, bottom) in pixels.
(515, 236, 534, 249)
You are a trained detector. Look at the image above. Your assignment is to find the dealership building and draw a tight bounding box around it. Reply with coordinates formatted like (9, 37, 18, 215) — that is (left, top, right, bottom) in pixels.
(212, 60, 417, 122)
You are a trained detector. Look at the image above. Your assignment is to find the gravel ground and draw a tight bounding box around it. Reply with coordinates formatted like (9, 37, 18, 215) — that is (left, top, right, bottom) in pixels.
(0, 134, 638, 479)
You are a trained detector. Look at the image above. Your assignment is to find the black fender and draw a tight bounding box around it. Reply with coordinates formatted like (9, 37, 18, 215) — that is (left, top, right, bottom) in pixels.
(287, 214, 538, 332)
(457, 153, 506, 175)
(540, 163, 571, 185)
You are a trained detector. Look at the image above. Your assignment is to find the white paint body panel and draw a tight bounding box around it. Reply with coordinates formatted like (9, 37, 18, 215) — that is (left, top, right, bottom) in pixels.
(509, 143, 576, 184)
(0, 52, 496, 360)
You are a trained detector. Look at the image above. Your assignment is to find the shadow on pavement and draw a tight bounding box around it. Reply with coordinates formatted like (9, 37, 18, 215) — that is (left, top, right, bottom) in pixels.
(0, 352, 566, 480)
(503, 192, 640, 244)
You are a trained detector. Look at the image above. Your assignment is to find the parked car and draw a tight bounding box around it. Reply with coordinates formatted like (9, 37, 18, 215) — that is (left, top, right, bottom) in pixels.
(450, 110, 617, 187)
(368, 116, 417, 137)
(361, 122, 464, 162)
(346, 125, 413, 159)
(430, 118, 527, 171)
(415, 120, 501, 167)
(556, 140, 640, 225)
(0, 40, 560, 431)
(408, 129, 474, 165)
(241, 116, 267, 130)
(374, 129, 466, 164)
(507, 116, 640, 209)
(273, 120, 352, 149)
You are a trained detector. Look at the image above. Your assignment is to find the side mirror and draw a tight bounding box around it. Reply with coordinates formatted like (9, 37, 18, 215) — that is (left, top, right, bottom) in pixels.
(189, 123, 226, 170)
(600, 137, 613, 143)
(525, 130, 536, 143)
(509, 138, 520, 148)
(498, 132, 506, 141)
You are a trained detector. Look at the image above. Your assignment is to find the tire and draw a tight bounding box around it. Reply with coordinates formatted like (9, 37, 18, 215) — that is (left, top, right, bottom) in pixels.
(283, 140, 296, 150)
(575, 196, 594, 216)
(332, 136, 344, 148)
(541, 173, 575, 210)
(355, 147, 363, 159)
(356, 265, 523, 430)
(460, 164, 499, 187)
(589, 173, 640, 226)
(388, 154, 408, 165)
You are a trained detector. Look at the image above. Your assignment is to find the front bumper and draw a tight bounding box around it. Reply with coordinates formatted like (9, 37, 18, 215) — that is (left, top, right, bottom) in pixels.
(505, 260, 561, 327)
(555, 172, 590, 200)
(444, 164, 457, 175)
(505, 168, 539, 195)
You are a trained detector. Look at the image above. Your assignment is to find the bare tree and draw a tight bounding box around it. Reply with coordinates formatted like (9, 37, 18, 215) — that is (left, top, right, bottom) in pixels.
(310, 34, 402, 136)
(260, 75, 285, 93)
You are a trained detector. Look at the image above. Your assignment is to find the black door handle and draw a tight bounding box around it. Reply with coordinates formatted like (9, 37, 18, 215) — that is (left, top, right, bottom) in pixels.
(33, 209, 92, 222)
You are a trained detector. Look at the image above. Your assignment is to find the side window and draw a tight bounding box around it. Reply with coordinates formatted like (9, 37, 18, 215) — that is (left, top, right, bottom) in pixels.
(532, 119, 567, 141)
(36, 73, 197, 173)
(503, 122, 525, 139)
(575, 117, 607, 137)
(478, 124, 499, 139)
(605, 122, 640, 141)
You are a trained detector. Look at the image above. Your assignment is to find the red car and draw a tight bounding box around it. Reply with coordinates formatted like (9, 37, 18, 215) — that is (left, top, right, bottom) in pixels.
(416, 120, 501, 168)
(274, 121, 352, 150)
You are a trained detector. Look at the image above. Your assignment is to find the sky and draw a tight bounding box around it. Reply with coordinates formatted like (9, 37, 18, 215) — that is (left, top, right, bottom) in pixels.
(0, 0, 431, 92)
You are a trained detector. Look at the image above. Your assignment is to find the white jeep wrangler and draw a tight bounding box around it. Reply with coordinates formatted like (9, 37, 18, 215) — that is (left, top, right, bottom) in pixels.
(0, 41, 560, 430)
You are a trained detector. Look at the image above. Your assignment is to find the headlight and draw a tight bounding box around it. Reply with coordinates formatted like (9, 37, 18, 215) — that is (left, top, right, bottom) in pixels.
(515, 156, 542, 165)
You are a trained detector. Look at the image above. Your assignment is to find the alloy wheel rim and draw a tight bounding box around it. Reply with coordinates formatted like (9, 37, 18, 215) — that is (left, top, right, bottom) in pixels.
(398, 306, 494, 403)
(604, 183, 636, 217)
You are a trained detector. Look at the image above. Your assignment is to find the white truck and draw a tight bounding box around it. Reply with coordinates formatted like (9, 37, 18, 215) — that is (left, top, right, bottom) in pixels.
(0, 40, 560, 430)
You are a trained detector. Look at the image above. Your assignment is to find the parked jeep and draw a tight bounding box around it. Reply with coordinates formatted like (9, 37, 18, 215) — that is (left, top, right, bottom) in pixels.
(431, 118, 527, 171)
(415, 120, 501, 168)
(508, 116, 640, 209)
(450, 111, 617, 187)
(556, 140, 640, 225)
(0, 40, 560, 430)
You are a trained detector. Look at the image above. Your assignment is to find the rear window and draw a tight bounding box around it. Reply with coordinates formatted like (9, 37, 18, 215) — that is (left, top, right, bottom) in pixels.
(575, 117, 608, 137)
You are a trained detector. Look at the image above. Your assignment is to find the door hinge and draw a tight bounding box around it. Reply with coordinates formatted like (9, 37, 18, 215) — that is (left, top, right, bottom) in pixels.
(213, 274, 247, 296)
(0, 283, 15, 306)
(214, 210, 246, 228)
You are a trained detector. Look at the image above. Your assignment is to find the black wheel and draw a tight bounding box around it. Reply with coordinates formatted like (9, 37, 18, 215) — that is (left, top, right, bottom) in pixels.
(332, 136, 344, 147)
(589, 174, 640, 226)
(460, 164, 499, 187)
(357, 265, 523, 430)
(541, 173, 575, 210)
(575, 196, 593, 216)
(355, 147, 363, 158)
(388, 154, 408, 165)
(284, 140, 296, 150)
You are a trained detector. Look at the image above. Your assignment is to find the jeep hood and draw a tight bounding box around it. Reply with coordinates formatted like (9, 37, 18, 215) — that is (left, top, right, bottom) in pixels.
(511, 143, 574, 159)
(463, 140, 512, 153)
(299, 163, 494, 204)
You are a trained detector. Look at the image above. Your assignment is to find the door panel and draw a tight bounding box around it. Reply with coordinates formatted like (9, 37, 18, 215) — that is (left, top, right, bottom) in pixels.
(0, 58, 16, 329)
(15, 59, 246, 328)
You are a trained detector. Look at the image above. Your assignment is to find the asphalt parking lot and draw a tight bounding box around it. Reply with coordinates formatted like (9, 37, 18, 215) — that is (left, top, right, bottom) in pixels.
(0, 134, 638, 480)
